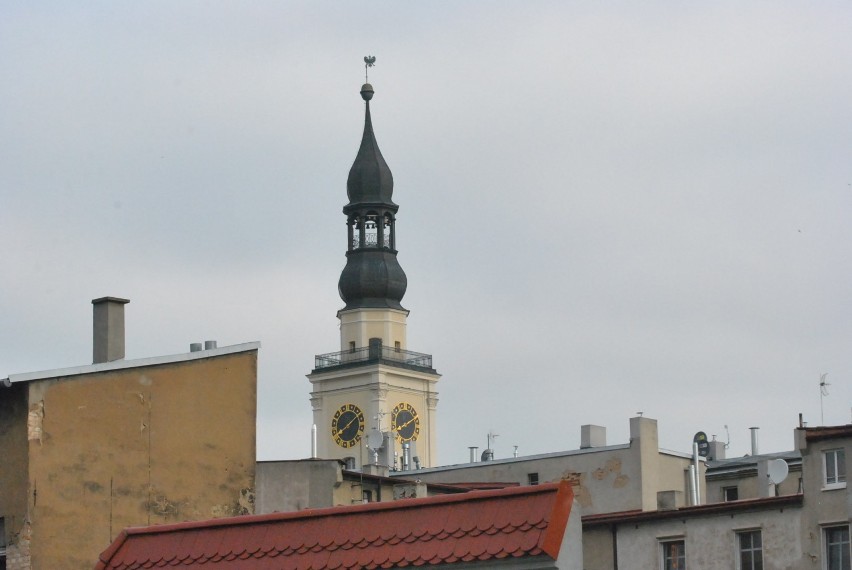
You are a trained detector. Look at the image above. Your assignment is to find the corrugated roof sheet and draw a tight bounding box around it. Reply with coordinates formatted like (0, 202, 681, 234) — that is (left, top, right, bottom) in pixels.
(96, 482, 573, 569)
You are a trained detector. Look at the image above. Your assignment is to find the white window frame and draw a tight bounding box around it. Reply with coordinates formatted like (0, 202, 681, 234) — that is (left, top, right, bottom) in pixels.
(736, 529, 763, 570)
(660, 539, 686, 570)
(824, 525, 851, 570)
(824, 448, 847, 490)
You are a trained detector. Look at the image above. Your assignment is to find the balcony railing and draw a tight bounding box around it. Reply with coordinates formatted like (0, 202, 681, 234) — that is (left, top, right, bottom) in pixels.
(314, 345, 434, 372)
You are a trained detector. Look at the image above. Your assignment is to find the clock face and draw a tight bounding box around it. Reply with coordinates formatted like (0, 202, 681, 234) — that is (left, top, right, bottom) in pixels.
(332, 404, 365, 448)
(391, 402, 420, 442)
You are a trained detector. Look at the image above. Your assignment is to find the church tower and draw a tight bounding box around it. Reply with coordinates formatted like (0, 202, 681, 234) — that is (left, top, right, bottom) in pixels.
(308, 81, 440, 470)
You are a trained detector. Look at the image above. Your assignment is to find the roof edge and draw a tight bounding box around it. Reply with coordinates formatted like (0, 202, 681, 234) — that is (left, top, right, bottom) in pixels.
(391, 444, 632, 476)
(582, 493, 803, 527)
(540, 480, 575, 559)
(6, 341, 261, 384)
(115, 483, 566, 539)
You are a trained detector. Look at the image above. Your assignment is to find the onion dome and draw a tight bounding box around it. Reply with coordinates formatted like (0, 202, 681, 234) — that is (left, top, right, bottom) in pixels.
(344, 83, 397, 214)
(338, 83, 407, 311)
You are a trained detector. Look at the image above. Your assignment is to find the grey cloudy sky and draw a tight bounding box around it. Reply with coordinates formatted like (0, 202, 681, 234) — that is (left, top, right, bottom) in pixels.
(2, 2, 850, 465)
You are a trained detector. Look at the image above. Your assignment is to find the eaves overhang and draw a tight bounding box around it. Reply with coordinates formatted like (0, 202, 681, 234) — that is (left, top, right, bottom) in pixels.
(582, 493, 803, 528)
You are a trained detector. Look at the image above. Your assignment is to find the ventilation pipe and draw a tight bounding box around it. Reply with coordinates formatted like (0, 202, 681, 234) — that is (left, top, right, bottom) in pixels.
(750, 427, 759, 456)
(468, 447, 478, 463)
(402, 442, 411, 471)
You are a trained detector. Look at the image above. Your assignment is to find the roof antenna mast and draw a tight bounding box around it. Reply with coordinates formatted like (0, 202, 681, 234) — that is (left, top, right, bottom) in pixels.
(820, 373, 830, 425)
(364, 55, 376, 83)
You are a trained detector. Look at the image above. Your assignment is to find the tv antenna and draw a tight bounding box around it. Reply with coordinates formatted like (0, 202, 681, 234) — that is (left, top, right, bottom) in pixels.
(364, 55, 376, 82)
(820, 373, 830, 425)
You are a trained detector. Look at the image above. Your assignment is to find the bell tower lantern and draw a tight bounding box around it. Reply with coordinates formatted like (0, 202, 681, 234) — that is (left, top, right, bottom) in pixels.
(308, 80, 441, 471)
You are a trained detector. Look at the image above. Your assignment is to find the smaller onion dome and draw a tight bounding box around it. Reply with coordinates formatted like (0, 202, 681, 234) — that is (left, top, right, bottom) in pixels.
(345, 84, 396, 213)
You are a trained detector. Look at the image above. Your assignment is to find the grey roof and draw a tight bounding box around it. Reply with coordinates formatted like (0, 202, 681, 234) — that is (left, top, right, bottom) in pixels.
(705, 449, 801, 478)
(3, 341, 261, 386)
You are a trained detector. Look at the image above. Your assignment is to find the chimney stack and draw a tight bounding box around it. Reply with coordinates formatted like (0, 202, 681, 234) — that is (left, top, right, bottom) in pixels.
(92, 297, 129, 364)
(581, 425, 607, 448)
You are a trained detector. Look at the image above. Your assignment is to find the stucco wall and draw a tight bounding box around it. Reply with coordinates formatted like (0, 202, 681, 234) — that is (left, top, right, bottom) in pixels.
(706, 464, 802, 503)
(23, 349, 257, 569)
(256, 460, 343, 512)
(582, 526, 614, 570)
(409, 446, 644, 516)
(797, 430, 851, 565)
(613, 506, 803, 570)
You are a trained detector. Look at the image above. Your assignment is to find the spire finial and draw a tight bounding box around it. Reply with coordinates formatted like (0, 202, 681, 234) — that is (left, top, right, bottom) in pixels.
(364, 55, 376, 82)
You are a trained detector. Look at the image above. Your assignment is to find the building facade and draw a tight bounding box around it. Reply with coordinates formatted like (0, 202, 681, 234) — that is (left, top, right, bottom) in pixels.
(0, 298, 258, 570)
(394, 416, 703, 517)
(579, 422, 850, 570)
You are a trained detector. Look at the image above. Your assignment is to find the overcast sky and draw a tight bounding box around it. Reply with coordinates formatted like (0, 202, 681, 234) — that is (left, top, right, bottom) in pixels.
(2, 2, 850, 465)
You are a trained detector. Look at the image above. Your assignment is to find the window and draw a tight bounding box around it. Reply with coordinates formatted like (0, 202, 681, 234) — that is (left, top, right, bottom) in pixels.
(825, 449, 847, 488)
(825, 526, 851, 570)
(528, 472, 539, 486)
(661, 540, 685, 570)
(738, 530, 762, 570)
(362, 490, 373, 503)
(723, 486, 739, 501)
(394, 341, 401, 352)
(349, 341, 356, 353)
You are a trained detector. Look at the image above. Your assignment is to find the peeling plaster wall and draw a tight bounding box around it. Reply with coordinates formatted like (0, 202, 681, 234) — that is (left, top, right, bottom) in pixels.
(0, 383, 30, 568)
(23, 350, 257, 570)
(409, 449, 645, 515)
(409, 449, 694, 516)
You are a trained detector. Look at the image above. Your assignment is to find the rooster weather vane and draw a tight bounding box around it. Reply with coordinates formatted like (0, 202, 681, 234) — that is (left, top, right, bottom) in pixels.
(364, 55, 376, 82)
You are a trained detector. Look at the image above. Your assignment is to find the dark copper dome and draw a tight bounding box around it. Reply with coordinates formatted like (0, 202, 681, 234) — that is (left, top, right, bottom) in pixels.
(338, 83, 407, 311)
(344, 84, 397, 214)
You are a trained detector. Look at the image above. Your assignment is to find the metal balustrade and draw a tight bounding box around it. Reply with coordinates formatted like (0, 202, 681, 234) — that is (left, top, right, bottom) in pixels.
(314, 345, 433, 371)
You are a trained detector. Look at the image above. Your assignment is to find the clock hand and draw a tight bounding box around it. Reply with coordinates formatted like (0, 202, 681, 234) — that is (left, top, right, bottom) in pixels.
(398, 416, 417, 430)
(340, 415, 359, 433)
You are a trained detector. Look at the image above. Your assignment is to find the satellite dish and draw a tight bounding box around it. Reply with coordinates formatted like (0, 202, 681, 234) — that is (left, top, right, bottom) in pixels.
(366, 429, 384, 450)
(766, 458, 789, 485)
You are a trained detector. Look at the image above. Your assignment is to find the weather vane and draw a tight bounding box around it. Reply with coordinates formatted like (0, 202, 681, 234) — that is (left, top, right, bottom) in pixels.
(364, 55, 376, 82)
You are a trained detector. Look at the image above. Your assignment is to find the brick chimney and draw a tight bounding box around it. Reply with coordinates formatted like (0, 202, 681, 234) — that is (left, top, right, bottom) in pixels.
(92, 297, 129, 363)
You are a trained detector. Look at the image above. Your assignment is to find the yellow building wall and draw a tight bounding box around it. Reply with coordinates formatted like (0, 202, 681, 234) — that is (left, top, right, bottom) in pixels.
(22, 350, 257, 570)
(0, 382, 30, 566)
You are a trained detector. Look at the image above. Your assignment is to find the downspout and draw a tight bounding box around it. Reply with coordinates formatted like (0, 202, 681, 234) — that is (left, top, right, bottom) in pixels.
(611, 523, 618, 570)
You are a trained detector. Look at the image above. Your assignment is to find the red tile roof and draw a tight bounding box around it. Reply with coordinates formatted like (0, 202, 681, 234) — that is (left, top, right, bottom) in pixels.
(96, 481, 574, 569)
